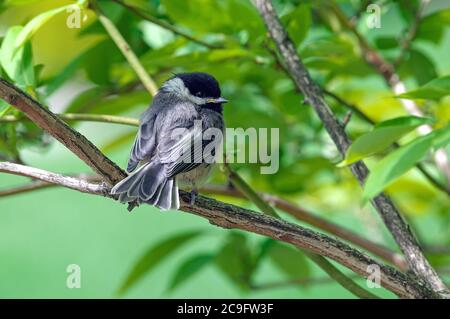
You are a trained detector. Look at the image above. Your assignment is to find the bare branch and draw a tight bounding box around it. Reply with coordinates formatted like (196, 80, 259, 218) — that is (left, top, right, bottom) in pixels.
(90, 0, 159, 96)
(0, 180, 53, 196)
(0, 175, 408, 271)
(251, 0, 448, 296)
(330, 1, 450, 188)
(0, 113, 139, 127)
(0, 162, 108, 196)
(324, 89, 450, 196)
(0, 78, 126, 186)
(0, 161, 433, 298)
(110, 0, 222, 49)
(394, 0, 430, 67)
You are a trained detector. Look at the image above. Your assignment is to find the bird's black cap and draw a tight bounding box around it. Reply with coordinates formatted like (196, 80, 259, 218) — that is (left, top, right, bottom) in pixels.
(175, 72, 221, 99)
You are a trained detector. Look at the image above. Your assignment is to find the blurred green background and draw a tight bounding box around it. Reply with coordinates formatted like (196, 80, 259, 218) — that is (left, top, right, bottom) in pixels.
(0, 0, 449, 298)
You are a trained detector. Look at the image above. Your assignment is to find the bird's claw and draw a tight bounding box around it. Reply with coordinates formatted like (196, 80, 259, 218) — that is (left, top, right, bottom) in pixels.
(189, 189, 198, 207)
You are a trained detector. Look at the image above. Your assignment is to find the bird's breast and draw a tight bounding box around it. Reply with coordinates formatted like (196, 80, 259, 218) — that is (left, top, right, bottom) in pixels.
(177, 164, 213, 190)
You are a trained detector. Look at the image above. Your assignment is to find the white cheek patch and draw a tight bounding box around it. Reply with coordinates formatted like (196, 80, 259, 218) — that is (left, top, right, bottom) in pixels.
(162, 78, 208, 105)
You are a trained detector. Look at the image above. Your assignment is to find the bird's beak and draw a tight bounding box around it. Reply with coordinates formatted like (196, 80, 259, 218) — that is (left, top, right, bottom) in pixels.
(207, 97, 228, 104)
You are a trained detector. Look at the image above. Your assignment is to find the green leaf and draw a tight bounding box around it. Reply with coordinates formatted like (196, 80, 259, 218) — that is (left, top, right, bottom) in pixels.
(214, 233, 254, 289)
(168, 253, 214, 291)
(5, 0, 42, 5)
(0, 26, 35, 87)
(14, 5, 72, 49)
(267, 241, 310, 279)
(399, 49, 437, 86)
(45, 53, 85, 95)
(160, 0, 224, 33)
(90, 91, 150, 115)
(397, 75, 450, 101)
(338, 116, 433, 166)
(417, 9, 450, 44)
(433, 123, 450, 149)
(117, 231, 203, 295)
(65, 87, 107, 113)
(46, 40, 121, 94)
(283, 4, 311, 46)
(101, 131, 136, 153)
(374, 37, 398, 50)
(362, 132, 435, 201)
(0, 100, 11, 116)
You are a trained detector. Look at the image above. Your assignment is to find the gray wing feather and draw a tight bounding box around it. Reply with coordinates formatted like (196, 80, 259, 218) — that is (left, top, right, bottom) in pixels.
(158, 116, 222, 178)
(127, 94, 166, 172)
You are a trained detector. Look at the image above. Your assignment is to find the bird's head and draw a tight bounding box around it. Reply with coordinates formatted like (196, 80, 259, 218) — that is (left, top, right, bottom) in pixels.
(161, 72, 228, 111)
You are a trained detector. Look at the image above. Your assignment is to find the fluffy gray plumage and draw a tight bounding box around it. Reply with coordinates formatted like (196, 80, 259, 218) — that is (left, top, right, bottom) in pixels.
(111, 72, 226, 210)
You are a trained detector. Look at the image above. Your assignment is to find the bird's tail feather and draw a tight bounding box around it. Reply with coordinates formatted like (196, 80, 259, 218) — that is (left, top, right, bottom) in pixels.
(111, 162, 180, 211)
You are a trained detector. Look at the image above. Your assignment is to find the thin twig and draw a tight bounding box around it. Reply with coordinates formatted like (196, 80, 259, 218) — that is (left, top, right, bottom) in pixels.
(0, 161, 430, 298)
(394, 0, 430, 67)
(0, 113, 139, 126)
(342, 111, 353, 129)
(329, 1, 450, 189)
(323, 89, 450, 196)
(0, 180, 53, 196)
(263, 32, 448, 195)
(90, 1, 381, 296)
(0, 78, 435, 298)
(224, 164, 279, 218)
(304, 251, 379, 299)
(110, 0, 222, 49)
(0, 162, 108, 196)
(0, 174, 408, 271)
(0, 79, 126, 185)
(251, 0, 448, 297)
(90, 3, 373, 297)
(90, 0, 158, 96)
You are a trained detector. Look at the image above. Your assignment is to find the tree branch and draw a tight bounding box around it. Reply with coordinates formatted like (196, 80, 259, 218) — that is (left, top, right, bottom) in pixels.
(0, 77, 436, 298)
(329, 1, 450, 188)
(0, 78, 126, 186)
(263, 29, 449, 196)
(0, 180, 53, 196)
(0, 113, 139, 126)
(201, 184, 407, 270)
(303, 251, 379, 299)
(0, 162, 108, 196)
(110, 0, 222, 49)
(223, 164, 379, 298)
(92, 0, 373, 295)
(0, 161, 433, 298)
(89, 0, 158, 96)
(0, 171, 408, 271)
(394, 0, 430, 67)
(251, 0, 448, 296)
(323, 89, 450, 196)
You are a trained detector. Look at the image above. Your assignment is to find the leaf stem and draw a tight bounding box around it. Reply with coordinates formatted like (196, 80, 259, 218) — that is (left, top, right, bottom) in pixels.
(0, 113, 139, 126)
(89, 0, 158, 96)
(110, 0, 222, 49)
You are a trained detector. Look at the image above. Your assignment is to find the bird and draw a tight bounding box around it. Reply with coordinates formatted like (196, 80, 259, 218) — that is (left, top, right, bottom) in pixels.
(111, 72, 227, 211)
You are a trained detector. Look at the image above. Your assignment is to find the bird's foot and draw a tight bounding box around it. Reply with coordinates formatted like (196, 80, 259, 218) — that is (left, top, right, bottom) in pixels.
(189, 188, 198, 207)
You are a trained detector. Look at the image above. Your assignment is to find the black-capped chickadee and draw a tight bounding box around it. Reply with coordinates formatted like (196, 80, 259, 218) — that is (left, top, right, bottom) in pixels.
(111, 72, 227, 211)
